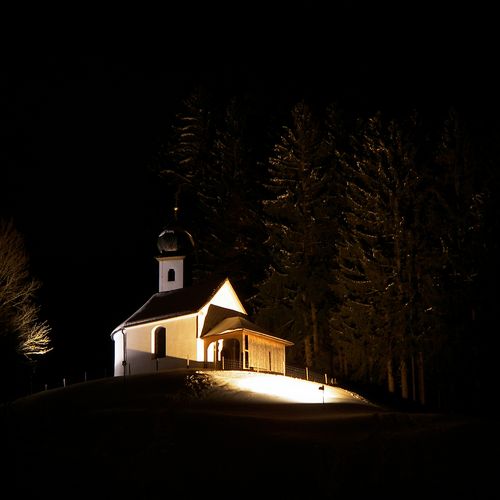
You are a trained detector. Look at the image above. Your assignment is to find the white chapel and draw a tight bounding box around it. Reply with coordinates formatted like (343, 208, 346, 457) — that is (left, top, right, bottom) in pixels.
(111, 223, 293, 376)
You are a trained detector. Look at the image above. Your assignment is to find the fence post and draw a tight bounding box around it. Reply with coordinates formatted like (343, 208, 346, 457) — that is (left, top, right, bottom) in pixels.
(324, 373, 328, 384)
(305, 367, 309, 381)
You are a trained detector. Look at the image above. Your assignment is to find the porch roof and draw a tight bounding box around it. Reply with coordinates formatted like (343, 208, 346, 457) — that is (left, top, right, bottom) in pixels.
(202, 316, 294, 346)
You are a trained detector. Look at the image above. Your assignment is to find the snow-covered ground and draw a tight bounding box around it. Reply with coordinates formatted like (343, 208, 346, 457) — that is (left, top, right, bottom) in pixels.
(3, 369, 497, 497)
(206, 370, 373, 404)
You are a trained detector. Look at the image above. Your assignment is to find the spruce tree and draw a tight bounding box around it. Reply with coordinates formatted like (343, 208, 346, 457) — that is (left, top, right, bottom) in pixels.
(331, 112, 429, 398)
(210, 97, 268, 299)
(429, 108, 488, 409)
(254, 101, 334, 370)
(157, 87, 217, 282)
(158, 90, 268, 301)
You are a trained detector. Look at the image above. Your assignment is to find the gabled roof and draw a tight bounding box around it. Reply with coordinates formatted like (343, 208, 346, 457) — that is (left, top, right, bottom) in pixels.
(202, 316, 294, 346)
(201, 304, 247, 337)
(115, 276, 228, 331)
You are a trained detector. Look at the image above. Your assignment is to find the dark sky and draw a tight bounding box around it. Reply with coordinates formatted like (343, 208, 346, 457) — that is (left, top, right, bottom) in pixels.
(2, 9, 498, 384)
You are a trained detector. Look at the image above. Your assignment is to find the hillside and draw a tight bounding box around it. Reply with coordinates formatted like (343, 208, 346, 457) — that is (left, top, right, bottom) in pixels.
(1, 370, 497, 497)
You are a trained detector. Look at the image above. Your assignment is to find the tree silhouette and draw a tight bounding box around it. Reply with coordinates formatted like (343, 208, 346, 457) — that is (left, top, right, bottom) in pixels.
(158, 89, 268, 301)
(210, 97, 269, 299)
(331, 112, 431, 399)
(427, 108, 489, 409)
(254, 101, 335, 370)
(0, 218, 52, 400)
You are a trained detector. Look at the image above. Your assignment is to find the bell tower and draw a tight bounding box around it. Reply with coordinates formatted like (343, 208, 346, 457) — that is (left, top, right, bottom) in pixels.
(156, 217, 195, 292)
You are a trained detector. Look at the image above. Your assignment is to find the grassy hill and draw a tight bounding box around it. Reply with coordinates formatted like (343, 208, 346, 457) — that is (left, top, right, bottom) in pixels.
(1, 370, 497, 497)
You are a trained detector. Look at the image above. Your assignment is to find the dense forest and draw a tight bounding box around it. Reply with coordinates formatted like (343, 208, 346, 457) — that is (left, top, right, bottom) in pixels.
(157, 88, 500, 413)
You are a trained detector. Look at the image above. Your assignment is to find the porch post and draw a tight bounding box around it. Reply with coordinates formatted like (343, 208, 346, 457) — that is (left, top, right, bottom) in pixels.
(203, 340, 208, 368)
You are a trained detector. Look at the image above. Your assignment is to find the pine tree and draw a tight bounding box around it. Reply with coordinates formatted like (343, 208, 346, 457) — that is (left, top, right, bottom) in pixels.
(331, 112, 432, 399)
(210, 97, 269, 299)
(158, 90, 268, 301)
(254, 101, 335, 371)
(157, 87, 217, 281)
(429, 108, 489, 409)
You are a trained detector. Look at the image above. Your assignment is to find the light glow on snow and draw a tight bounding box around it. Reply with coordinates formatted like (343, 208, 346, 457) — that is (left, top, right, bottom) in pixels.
(208, 371, 368, 404)
(231, 373, 326, 402)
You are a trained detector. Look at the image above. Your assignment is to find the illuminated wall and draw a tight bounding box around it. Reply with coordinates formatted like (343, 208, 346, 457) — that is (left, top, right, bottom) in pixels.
(112, 279, 257, 376)
(113, 331, 125, 376)
(248, 334, 286, 374)
(197, 279, 247, 336)
(115, 315, 198, 375)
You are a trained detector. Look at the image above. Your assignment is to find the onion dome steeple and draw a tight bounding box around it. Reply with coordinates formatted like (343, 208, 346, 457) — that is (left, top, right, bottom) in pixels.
(157, 226, 195, 256)
(156, 207, 195, 292)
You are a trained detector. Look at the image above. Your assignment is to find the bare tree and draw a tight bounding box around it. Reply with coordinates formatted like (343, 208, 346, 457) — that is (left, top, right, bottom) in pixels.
(0, 218, 52, 360)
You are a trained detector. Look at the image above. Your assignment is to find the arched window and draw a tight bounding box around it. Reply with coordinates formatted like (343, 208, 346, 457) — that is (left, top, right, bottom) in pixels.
(153, 327, 166, 359)
(167, 269, 175, 282)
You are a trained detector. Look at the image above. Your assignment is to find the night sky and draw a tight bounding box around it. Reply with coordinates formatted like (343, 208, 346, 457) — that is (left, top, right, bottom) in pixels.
(2, 9, 498, 386)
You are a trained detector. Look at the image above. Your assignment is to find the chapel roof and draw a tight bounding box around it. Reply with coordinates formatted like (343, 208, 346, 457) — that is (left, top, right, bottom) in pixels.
(116, 276, 228, 330)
